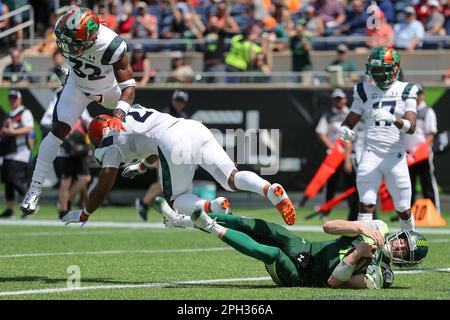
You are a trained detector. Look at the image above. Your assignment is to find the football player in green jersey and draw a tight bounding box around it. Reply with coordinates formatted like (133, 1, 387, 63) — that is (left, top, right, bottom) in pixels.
(155, 197, 428, 289)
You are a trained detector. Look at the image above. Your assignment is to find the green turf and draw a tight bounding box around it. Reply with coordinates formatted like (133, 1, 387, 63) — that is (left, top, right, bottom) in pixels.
(0, 203, 449, 300)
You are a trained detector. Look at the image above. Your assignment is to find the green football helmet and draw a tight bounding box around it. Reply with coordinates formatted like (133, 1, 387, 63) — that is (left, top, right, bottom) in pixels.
(366, 46, 400, 89)
(383, 230, 429, 268)
(54, 6, 100, 59)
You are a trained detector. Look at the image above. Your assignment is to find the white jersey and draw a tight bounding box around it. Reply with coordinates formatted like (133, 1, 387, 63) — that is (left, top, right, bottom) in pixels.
(94, 105, 179, 167)
(350, 80, 419, 154)
(66, 24, 127, 95)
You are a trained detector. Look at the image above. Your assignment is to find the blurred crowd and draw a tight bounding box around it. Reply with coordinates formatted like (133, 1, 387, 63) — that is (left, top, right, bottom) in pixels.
(2, 0, 450, 84)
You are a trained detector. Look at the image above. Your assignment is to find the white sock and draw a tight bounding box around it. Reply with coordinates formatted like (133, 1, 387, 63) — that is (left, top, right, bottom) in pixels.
(358, 213, 373, 221)
(233, 171, 270, 196)
(400, 214, 415, 231)
(173, 193, 202, 215)
(31, 132, 63, 186)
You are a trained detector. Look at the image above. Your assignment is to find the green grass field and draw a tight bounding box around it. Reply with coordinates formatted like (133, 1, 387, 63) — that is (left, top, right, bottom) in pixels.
(0, 203, 449, 300)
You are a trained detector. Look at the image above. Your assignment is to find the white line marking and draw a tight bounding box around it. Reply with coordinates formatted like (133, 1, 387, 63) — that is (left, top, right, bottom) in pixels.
(0, 247, 230, 259)
(0, 277, 271, 297)
(1, 219, 449, 235)
(0, 268, 448, 297)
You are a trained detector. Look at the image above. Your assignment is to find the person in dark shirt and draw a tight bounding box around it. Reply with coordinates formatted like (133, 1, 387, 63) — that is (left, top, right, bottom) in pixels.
(289, 19, 312, 83)
(203, 26, 226, 83)
(161, 90, 190, 118)
(2, 48, 30, 85)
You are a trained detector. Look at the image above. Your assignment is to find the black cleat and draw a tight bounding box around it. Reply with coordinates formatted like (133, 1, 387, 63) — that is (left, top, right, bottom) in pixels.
(135, 198, 149, 221)
(0, 209, 14, 219)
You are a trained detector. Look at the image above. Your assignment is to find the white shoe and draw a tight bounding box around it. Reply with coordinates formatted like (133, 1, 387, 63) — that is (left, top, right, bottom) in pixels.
(21, 185, 42, 215)
(266, 183, 296, 225)
(154, 197, 185, 228)
(191, 208, 217, 233)
(210, 197, 231, 215)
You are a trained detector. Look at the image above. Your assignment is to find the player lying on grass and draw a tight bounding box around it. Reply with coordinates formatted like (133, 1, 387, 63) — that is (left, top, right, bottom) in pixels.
(340, 46, 419, 230)
(62, 104, 296, 225)
(154, 197, 428, 289)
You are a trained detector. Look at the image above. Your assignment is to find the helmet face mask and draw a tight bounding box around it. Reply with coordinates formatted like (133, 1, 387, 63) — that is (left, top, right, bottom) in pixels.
(383, 230, 429, 268)
(366, 46, 400, 89)
(55, 6, 100, 59)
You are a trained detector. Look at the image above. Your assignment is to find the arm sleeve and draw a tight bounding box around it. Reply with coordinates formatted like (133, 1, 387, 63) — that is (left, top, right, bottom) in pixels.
(405, 85, 419, 113)
(315, 115, 328, 135)
(350, 85, 364, 115)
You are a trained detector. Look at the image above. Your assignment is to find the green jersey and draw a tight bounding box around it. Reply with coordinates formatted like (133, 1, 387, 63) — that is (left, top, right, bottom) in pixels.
(293, 220, 390, 287)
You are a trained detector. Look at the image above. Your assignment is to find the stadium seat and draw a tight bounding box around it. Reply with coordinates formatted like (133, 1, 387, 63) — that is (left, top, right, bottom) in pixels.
(234, 15, 251, 34)
(230, 4, 248, 16)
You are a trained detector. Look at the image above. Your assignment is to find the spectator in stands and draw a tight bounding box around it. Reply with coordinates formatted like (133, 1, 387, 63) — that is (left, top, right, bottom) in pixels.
(207, 0, 239, 34)
(0, 90, 34, 218)
(203, 22, 227, 83)
(289, 19, 313, 82)
(167, 53, 194, 83)
(0, 0, 9, 32)
(414, 0, 430, 23)
(425, 0, 445, 36)
(47, 50, 66, 85)
(444, 0, 450, 34)
(326, 44, 358, 83)
(98, 2, 118, 31)
(313, 0, 346, 35)
(302, 4, 325, 37)
(394, 6, 425, 51)
(117, 3, 135, 38)
(248, 32, 274, 83)
(339, 0, 368, 35)
(404, 83, 440, 213)
(366, 7, 394, 48)
(133, 1, 158, 39)
(162, 0, 205, 40)
(225, 24, 262, 83)
(372, 0, 395, 24)
(1, 48, 30, 85)
(131, 44, 156, 85)
(273, 2, 293, 37)
(262, 16, 289, 51)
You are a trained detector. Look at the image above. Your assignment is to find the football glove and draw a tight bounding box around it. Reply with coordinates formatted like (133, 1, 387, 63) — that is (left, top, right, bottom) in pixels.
(122, 163, 147, 179)
(107, 116, 126, 131)
(370, 109, 396, 123)
(62, 209, 90, 226)
(340, 126, 355, 142)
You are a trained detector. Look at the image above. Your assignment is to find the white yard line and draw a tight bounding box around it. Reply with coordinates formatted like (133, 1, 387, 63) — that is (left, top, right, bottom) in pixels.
(0, 268, 448, 297)
(0, 247, 231, 259)
(1, 219, 450, 235)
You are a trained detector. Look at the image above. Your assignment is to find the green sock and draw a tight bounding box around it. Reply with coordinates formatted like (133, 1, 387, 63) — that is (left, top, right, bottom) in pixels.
(221, 229, 280, 265)
(210, 214, 241, 229)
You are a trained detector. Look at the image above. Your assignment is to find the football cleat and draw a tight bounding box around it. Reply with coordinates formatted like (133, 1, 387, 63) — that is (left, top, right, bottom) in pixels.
(154, 196, 185, 228)
(208, 197, 231, 215)
(191, 207, 217, 233)
(265, 183, 296, 225)
(21, 186, 41, 215)
(135, 198, 149, 222)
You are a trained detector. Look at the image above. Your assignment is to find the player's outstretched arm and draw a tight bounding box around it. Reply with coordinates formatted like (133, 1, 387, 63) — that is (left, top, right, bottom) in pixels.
(63, 167, 118, 225)
(323, 220, 385, 247)
(110, 53, 136, 128)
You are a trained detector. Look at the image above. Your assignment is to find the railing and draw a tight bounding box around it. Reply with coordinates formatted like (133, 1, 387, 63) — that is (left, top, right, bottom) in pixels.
(2, 70, 448, 86)
(0, 5, 34, 46)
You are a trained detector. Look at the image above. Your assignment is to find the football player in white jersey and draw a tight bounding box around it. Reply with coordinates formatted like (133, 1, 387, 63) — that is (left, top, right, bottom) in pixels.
(21, 6, 136, 215)
(61, 104, 297, 226)
(339, 46, 418, 231)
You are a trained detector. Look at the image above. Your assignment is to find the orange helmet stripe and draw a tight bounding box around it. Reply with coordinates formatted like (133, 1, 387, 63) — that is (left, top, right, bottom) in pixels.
(384, 47, 393, 64)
